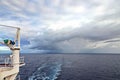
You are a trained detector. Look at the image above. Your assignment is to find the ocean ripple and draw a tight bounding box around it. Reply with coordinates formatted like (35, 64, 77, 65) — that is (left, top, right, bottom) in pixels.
(28, 62, 62, 80)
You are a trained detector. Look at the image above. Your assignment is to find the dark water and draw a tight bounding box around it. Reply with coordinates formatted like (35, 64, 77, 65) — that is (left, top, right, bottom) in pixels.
(19, 54, 120, 80)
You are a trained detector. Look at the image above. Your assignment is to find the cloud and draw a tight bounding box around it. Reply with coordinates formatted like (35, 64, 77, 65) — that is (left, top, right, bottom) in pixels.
(104, 38, 120, 43)
(0, 46, 9, 50)
(0, 0, 120, 53)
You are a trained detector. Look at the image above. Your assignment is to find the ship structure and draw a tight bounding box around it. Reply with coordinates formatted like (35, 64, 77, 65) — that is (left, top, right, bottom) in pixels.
(0, 25, 25, 80)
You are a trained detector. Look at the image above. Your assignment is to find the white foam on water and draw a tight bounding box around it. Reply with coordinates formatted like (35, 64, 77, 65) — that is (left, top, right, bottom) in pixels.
(28, 62, 62, 80)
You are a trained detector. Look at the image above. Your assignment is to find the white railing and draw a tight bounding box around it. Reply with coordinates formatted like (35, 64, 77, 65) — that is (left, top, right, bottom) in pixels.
(20, 56, 25, 64)
(0, 56, 11, 67)
(0, 56, 25, 67)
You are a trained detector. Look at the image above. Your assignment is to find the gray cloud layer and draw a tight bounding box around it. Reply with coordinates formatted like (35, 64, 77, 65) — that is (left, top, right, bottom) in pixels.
(0, 0, 120, 53)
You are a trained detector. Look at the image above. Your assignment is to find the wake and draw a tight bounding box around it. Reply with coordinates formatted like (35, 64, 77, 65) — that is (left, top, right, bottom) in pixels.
(29, 62, 62, 80)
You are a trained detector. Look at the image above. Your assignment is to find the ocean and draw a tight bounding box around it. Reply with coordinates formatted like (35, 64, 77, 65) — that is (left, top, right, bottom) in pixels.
(19, 54, 120, 80)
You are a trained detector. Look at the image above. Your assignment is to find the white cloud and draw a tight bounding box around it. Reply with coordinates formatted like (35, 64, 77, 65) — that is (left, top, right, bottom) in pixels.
(0, 0, 120, 53)
(0, 46, 9, 50)
(64, 5, 86, 14)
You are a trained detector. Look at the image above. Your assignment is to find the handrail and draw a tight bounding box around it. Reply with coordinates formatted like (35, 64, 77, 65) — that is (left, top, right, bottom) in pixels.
(0, 56, 25, 67)
(20, 56, 25, 64)
(0, 56, 11, 67)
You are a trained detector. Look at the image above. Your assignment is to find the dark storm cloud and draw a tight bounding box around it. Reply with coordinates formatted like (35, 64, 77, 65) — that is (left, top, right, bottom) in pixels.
(27, 9, 120, 52)
(80, 25, 120, 41)
(28, 25, 120, 52)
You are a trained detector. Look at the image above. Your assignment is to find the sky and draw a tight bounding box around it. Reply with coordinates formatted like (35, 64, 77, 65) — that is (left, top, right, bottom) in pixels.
(0, 0, 120, 53)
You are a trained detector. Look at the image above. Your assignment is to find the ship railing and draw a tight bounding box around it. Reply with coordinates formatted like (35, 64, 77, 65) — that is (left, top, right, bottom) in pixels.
(0, 56, 25, 67)
(0, 56, 11, 67)
(20, 56, 25, 64)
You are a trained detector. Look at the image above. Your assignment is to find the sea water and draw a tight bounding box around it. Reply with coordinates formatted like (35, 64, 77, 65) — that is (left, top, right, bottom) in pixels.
(19, 54, 120, 80)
